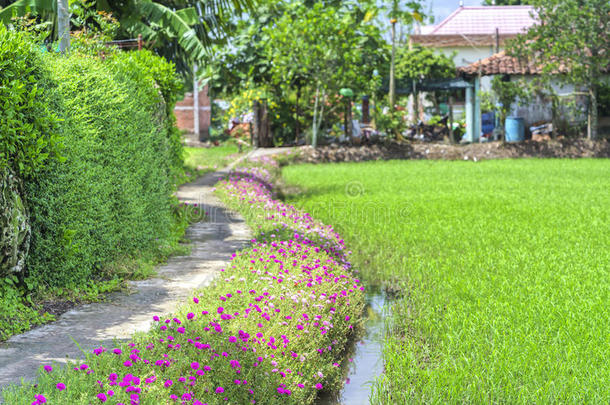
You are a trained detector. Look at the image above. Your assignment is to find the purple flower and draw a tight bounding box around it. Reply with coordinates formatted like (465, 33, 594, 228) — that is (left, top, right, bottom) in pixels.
(315, 383, 323, 390)
(34, 395, 46, 403)
(215, 387, 225, 394)
(43, 365, 52, 373)
(217, 307, 224, 314)
(97, 393, 107, 402)
(164, 379, 173, 388)
(190, 361, 199, 370)
(56, 382, 66, 390)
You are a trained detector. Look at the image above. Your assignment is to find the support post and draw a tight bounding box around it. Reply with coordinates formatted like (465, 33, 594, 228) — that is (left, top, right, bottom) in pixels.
(449, 95, 454, 143)
(466, 84, 474, 142)
(138, 34, 143, 50)
(193, 63, 200, 139)
(474, 76, 481, 142)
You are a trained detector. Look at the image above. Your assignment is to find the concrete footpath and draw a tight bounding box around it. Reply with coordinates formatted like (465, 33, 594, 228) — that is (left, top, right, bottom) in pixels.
(0, 167, 251, 390)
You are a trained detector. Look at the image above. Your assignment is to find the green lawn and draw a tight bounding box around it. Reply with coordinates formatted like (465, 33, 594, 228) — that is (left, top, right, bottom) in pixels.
(183, 143, 246, 180)
(283, 159, 610, 404)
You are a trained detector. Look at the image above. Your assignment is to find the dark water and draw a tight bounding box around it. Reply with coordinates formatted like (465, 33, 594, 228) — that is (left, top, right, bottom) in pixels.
(316, 292, 388, 405)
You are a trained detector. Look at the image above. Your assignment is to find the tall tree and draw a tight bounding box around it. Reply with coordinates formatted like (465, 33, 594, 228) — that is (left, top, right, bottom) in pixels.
(509, 0, 609, 139)
(264, 1, 386, 147)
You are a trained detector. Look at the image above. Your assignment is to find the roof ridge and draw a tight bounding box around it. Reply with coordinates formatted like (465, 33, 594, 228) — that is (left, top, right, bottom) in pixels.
(460, 5, 535, 8)
(430, 6, 464, 35)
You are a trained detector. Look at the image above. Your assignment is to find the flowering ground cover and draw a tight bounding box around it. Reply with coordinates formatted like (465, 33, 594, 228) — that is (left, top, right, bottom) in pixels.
(2, 158, 363, 405)
(282, 159, 610, 403)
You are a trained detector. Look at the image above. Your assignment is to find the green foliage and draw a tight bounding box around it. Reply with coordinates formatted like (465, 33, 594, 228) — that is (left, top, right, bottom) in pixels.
(0, 25, 63, 178)
(112, 50, 185, 181)
(0, 275, 53, 340)
(0, 0, 255, 77)
(23, 51, 179, 288)
(208, 0, 388, 144)
(284, 159, 610, 403)
(508, 0, 609, 138)
(395, 45, 455, 82)
(491, 75, 528, 129)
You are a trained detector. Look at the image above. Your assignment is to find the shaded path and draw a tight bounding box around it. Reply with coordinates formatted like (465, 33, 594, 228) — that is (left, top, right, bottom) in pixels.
(0, 167, 251, 390)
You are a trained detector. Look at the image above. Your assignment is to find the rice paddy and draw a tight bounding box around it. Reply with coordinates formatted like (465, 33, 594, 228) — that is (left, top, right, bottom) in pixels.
(283, 159, 610, 403)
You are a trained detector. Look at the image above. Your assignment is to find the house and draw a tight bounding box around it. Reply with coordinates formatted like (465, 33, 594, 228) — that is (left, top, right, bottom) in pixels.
(458, 51, 609, 140)
(410, 5, 537, 91)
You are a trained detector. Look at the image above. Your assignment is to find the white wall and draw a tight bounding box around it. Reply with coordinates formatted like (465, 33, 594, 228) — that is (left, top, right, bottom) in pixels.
(436, 46, 499, 91)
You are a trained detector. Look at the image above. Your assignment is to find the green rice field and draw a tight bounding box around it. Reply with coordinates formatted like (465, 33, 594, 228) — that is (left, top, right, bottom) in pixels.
(283, 159, 610, 404)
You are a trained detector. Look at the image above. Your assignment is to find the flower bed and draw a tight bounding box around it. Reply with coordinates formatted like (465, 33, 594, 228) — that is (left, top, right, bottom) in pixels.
(2, 158, 364, 405)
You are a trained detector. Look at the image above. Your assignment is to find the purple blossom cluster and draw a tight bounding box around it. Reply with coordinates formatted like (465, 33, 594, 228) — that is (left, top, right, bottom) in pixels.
(12, 158, 363, 405)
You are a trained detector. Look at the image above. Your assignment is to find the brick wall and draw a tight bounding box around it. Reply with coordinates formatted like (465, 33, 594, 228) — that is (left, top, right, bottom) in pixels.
(175, 84, 211, 140)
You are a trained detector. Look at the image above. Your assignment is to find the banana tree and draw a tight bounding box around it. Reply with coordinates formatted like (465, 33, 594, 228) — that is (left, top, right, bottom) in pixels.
(0, 0, 252, 74)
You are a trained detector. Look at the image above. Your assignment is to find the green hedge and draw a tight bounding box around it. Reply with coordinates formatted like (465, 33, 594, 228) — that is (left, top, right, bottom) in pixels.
(0, 26, 184, 290)
(0, 25, 62, 179)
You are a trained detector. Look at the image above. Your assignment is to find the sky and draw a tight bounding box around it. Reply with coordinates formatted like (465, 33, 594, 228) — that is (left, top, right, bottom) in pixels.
(424, 0, 484, 25)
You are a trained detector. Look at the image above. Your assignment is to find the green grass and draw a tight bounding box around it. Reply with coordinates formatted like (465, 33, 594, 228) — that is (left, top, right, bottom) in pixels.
(282, 159, 610, 404)
(183, 143, 247, 181)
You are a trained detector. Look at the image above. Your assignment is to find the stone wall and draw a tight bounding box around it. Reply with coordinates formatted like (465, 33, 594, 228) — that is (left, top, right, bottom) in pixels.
(0, 168, 30, 277)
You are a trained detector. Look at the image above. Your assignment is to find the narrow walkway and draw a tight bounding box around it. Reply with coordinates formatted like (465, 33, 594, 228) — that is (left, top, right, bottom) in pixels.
(0, 168, 251, 390)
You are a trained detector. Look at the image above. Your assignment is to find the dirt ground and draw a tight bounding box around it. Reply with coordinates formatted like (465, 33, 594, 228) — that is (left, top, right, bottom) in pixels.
(293, 139, 610, 163)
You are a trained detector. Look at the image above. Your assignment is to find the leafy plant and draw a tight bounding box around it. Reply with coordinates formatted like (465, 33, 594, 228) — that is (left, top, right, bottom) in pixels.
(0, 25, 63, 178)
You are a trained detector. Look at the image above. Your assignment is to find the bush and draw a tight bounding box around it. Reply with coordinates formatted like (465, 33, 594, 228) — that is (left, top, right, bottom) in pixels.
(2, 159, 364, 404)
(0, 25, 63, 179)
(24, 51, 179, 288)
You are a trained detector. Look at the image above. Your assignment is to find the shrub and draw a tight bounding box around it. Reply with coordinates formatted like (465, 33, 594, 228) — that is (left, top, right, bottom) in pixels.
(23, 51, 180, 288)
(0, 25, 63, 179)
(2, 160, 364, 404)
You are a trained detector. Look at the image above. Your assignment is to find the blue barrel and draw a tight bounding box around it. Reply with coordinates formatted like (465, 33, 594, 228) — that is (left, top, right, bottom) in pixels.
(505, 116, 525, 142)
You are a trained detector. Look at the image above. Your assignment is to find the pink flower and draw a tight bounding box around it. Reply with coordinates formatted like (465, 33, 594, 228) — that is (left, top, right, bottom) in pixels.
(43, 365, 52, 373)
(315, 383, 323, 390)
(215, 387, 225, 394)
(56, 383, 66, 391)
(217, 307, 224, 314)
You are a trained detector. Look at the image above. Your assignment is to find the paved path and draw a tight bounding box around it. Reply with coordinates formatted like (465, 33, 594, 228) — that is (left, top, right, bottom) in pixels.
(0, 167, 251, 391)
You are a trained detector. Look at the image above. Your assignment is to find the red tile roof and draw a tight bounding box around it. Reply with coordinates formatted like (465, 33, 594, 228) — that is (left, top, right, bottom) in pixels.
(457, 51, 570, 76)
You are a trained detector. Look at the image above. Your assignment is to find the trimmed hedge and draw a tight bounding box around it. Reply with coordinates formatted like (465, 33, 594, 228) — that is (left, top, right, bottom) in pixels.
(2, 160, 364, 405)
(0, 25, 62, 180)
(25, 51, 181, 287)
(0, 26, 185, 338)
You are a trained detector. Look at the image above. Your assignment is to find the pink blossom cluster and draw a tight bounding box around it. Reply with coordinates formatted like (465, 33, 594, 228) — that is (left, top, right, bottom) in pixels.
(15, 159, 363, 405)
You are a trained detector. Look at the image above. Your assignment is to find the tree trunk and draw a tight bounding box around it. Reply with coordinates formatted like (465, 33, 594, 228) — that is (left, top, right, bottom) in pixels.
(389, 21, 396, 108)
(295, 86, 301, 143)
(259, 100, 273, 147)
(312, 85, 319, 148)
(252, 100, 260, 148)
(587, 85, 598, 140)
(412, 80, 419, 123)
(57, 0, 70, 53)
